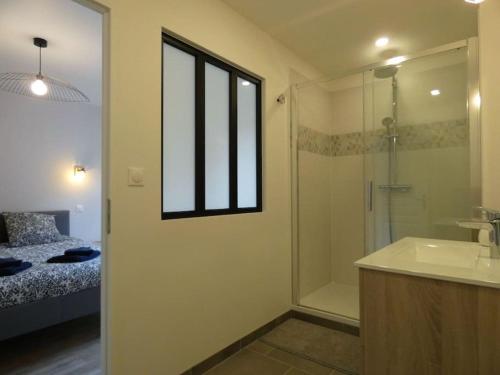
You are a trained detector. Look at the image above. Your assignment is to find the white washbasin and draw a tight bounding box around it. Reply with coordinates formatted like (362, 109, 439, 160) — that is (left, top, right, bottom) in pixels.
(355, 237, 500, 289)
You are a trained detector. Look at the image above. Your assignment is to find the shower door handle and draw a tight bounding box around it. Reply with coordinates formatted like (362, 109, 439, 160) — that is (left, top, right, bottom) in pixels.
(367, 180, 373, 212)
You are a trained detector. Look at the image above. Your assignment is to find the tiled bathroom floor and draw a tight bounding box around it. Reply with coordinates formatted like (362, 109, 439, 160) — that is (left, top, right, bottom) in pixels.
(205, 341, 344, 375)
(206, 319, 360, 375)
(300, 282, 359, 320)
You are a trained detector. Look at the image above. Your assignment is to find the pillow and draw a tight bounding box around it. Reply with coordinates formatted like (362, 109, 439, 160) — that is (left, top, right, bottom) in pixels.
(3, 212, 62, 247)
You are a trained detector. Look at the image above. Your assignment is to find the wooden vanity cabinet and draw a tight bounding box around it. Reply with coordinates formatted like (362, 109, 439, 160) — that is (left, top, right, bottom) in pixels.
(360, 269, 500, 375)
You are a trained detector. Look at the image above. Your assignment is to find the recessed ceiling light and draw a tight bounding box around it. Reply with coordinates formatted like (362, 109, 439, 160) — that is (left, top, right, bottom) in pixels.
(241, 80, 250, 86)
(387, 56, 407, 65)
(431, 89, 441, 96)
(465, 0, 484, 4)
(375, 37, 390, 47)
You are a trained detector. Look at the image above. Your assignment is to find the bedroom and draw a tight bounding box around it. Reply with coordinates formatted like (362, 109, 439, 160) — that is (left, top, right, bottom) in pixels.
(0, 0, 103, 372)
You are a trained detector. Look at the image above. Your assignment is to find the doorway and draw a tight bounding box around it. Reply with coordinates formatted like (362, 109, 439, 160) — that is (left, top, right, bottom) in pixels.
(0, 0, 109, 373)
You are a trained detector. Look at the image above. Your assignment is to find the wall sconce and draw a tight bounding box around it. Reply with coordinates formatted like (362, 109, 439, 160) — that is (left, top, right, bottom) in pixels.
(74, 165, 86, 180)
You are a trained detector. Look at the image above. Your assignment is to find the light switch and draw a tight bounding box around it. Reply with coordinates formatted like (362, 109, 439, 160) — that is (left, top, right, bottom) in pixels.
(128, 167, 144, 186)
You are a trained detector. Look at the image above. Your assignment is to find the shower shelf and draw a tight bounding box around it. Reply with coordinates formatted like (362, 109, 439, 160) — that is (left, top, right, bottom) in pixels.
(377, 184, 412, 192)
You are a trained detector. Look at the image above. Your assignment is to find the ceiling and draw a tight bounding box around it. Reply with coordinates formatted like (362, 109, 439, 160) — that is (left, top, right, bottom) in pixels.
(222, 0, 478, 77)
(0, 0, 102, 104)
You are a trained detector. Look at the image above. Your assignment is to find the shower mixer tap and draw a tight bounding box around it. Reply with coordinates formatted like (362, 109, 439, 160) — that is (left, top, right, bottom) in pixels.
(457, 207, 500, 259)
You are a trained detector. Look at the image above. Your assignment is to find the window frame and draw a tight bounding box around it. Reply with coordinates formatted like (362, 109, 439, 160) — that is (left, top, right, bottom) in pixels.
(161, 33, 263, 220)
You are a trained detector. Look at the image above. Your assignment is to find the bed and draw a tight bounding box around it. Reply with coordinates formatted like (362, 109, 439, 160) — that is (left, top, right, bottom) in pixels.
(0, 211, 100, 341)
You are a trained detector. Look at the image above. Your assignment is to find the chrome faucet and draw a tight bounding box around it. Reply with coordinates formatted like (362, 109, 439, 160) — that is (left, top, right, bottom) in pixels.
(457, 207, 500, 258)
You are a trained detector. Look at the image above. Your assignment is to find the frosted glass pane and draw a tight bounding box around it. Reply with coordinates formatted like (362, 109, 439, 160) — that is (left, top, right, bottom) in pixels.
(163, 44, 196, 212)
(205, 63, 230, 209)
(237, 78, 257, 208)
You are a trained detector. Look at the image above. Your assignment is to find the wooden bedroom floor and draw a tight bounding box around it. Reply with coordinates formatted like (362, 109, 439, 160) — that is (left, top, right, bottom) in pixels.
(0, 314, 100, 375)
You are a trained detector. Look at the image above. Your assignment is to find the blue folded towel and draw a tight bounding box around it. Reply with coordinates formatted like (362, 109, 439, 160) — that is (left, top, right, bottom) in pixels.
(0, 262, 32, 277)
(0, 257, 22, 268)
(47, 250, 100, 264)
(65, 247, 93, 256)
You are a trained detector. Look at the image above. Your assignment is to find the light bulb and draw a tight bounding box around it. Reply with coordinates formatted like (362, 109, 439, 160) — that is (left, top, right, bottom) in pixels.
(430, 89, 441, 96)
(31, 79, 48, 96)
(465, 0, 484, 4)
(474, 93, 481, 108)
(375, 37, 390, 47)
(73, 165, 86, 182)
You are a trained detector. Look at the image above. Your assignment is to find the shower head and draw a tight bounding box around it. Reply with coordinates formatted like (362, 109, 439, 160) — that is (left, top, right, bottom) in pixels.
(382, 117, 395, 127)
(374, 65, 398, 79)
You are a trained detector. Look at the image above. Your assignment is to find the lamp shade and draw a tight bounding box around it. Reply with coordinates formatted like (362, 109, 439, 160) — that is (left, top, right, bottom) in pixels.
(0, 72, 89, 102)
(0, 37, 90, 103)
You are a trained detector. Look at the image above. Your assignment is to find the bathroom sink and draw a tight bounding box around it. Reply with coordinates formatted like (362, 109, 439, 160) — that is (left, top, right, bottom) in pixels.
(355, 237, 500, 289)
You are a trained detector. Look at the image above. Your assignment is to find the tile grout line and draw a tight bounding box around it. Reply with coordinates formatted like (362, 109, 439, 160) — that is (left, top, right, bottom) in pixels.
(245, 344, 325, 375)
(261, 345, 329, 375)
(211, 347, 296, 375)
(260, 338, 339, 371)
(261, 352, 307, 375)
(247, 348, 295, 373)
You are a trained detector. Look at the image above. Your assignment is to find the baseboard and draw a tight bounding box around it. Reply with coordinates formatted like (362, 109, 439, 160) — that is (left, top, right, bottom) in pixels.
(181, 309, 358, 374)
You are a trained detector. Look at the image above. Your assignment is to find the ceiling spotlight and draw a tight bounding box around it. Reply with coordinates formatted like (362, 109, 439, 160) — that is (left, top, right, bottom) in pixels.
(464, 0, 484, 4)
(387, 56, 407, 66)
(431, 89, 441, 96)
(375, 37, 390, 47)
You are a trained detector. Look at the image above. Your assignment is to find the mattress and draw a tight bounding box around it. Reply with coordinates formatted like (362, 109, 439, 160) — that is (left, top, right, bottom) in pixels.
(0, 236, 100, 309)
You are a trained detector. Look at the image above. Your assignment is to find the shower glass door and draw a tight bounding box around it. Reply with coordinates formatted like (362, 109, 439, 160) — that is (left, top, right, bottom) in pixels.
(292, 39, 480, 323)
(291, 75, 364, 322)
(364, 45, 475, 253)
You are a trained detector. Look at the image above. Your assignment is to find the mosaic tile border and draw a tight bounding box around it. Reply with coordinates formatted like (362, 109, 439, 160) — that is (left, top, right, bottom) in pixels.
(298, 119, 468, 157)
(297, 126, 333, 156)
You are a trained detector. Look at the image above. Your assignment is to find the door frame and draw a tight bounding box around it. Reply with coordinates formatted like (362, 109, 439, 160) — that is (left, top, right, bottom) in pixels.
(72, 1, 110, 373)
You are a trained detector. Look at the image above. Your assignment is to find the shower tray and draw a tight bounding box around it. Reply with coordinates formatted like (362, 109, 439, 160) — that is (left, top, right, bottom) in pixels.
(377, 184, 412, 192)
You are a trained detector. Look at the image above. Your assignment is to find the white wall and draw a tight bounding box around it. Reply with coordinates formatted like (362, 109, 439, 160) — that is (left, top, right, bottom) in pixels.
(479, 2, 500, 210)
(92, 0, 322, 373)
(0, 92, 101, 242)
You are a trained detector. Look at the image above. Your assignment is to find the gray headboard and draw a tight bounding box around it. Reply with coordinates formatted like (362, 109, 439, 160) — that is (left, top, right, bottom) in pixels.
(0, 211, 70, 244)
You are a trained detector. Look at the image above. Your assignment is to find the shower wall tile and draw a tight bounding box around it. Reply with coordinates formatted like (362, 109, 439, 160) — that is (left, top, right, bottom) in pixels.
(297, 126, 333, 156)
(297, 119, 468, 157)
(364, 129, 388, 154)
(298, 151, 332, 297)
(330, 155, 364, 286)
(397, 120, 469, 151)
(332, 132, 364, 157)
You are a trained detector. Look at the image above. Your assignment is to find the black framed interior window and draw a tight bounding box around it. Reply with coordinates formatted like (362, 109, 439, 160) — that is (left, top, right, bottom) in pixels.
(161, 33, 262, 219)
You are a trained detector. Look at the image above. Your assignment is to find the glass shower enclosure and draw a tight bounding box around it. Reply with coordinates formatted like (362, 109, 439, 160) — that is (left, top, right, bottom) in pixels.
(291, 38, 480, 323)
